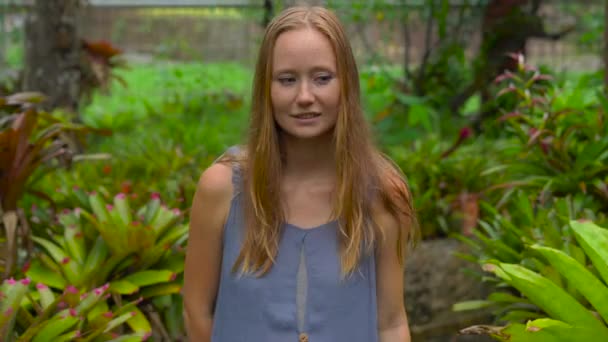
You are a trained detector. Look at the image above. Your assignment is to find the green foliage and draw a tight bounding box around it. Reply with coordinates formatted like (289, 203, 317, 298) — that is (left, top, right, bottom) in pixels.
(389, 131, 508, 238)
(458, 221, 608, 341)
(21, 191, 187, 339)
(0, 91, 101, 276)
(26, 191, 186, 294)
(0, 279, 147, 341)
(491, 55, 608, 212)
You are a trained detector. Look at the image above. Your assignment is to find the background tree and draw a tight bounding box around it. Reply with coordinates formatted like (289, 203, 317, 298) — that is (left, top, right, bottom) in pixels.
(450, 0, 574, 131)
(23, 0, 82, 112)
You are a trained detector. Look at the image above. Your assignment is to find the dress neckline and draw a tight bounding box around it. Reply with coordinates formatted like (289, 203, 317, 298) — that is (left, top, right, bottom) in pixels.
(284, 220, 338, 231)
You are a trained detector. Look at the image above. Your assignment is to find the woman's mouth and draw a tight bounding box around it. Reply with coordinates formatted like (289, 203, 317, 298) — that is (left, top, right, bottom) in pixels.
(292, 112, 321, 119)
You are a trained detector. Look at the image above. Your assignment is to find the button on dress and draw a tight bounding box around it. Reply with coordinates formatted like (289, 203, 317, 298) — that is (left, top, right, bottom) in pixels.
(210, 162, 378, 342)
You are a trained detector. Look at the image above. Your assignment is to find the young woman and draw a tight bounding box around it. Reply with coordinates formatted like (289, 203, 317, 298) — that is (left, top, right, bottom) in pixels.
(183, 6, 418, 342)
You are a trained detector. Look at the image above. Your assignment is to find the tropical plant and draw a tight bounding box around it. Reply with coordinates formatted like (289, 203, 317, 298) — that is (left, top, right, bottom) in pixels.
(389, 128, 508, 238)
(490, 54, 608, 212)
(457, 220, 608, 341)
(0, 278, 149, 341)
(24, 191, 188, 337)
(0, 91, 102, 277)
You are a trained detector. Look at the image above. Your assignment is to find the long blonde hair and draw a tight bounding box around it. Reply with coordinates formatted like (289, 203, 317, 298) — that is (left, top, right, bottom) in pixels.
(232, 6, 419, 276)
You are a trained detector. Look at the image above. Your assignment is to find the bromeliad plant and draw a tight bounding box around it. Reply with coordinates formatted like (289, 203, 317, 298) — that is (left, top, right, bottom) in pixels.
(0, 278, 149, 341)
(491, 53, 608, 212)
(0, 91, 102, 278)
(25, 191, 188, 338)
(457, 220, 608, 341)
(26, 190, 186, 295)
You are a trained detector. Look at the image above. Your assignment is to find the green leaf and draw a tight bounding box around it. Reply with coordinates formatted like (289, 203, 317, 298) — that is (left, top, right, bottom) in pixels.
(528, 318, 608, 341)
(123, 270, 175, 287)
(570, 220, 608, 284)
(83, 236, 109, 281)
(103, 312, 136, 333)
(31, 237, 81, 285)
(574, 137, 608, 171)
(158, 224, 188, 247)
(109, 280, 139, 295)
(31, 312, 79, 342)
(496, 263, 606, 330)
(0, 281, 28, 338)
(139, 283, 182, 299)
(25, 260, 67, 290)
(63, 220, 86, 265)
(87, 300, 109, 322)
(125, 307, 151, 335)
(500, 310, 545, 323)
(36, 284, 56, 309)
(114, 193, 133, 226)
(532, 245, 608, 324)
(452, 300, 494, 311)
(488, 292, 530, 304)
(496, 318, 608, 342)
(89, 192, 110, 223)
(143, 197, 161, 225)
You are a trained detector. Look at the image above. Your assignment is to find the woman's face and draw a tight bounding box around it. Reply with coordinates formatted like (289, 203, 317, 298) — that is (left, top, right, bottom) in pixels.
(270, 27, 340, 140)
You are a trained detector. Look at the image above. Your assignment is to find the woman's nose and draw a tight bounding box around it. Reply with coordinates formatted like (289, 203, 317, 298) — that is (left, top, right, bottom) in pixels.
(296, 82, 314, 106)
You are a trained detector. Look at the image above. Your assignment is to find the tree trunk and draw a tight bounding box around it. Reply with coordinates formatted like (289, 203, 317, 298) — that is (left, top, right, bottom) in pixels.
(23, 0, 81, 112)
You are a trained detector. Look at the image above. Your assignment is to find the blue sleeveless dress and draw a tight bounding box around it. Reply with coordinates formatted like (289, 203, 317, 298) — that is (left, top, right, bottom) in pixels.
(211, 162, 378, 342)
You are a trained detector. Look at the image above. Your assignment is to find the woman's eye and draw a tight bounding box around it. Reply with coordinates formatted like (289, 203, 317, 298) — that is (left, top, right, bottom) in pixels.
(278, 77, 296, 85)
(315, 74, 334, 85)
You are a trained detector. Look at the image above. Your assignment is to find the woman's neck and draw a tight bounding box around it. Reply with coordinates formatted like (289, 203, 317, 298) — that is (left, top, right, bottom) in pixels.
(279, 130, 336, 180)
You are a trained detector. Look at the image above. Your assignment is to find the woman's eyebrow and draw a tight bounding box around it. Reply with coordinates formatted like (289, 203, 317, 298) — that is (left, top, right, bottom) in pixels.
(273, 66, 336, 75)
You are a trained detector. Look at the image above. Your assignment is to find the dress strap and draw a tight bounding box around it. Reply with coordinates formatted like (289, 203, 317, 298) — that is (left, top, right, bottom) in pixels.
(213, 145, 243, 195)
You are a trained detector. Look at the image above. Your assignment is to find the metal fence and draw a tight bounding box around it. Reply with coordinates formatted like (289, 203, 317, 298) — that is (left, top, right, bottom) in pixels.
(0, 0, 604, 71)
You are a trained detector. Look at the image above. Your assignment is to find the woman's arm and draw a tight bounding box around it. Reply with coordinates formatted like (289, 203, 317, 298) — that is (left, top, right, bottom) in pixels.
(183, 163, 233, 342)
(376, 208, 411, 342)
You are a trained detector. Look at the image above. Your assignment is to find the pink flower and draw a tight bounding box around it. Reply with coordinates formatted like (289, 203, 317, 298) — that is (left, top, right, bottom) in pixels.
(458, 127, 472, 140)
(65, 285, 78, 294)
(151, 193, 161, 200)
(36, 283, 48, 290)
(115, 193, 127, 200)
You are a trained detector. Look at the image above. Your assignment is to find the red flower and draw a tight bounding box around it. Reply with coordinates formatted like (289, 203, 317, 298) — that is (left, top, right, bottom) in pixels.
(102, 164, 112, 175)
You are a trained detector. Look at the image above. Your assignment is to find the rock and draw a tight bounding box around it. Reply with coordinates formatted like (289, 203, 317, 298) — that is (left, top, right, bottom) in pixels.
(404, 238, 494, 342)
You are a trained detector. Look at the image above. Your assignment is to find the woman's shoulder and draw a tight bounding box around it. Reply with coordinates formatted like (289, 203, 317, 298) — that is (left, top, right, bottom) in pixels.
(196, 162, 234, 198)
(197, 145, 246, 198)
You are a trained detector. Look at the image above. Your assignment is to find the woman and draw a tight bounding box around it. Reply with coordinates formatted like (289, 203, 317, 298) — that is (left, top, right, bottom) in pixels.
(183, 6, 418, 342)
